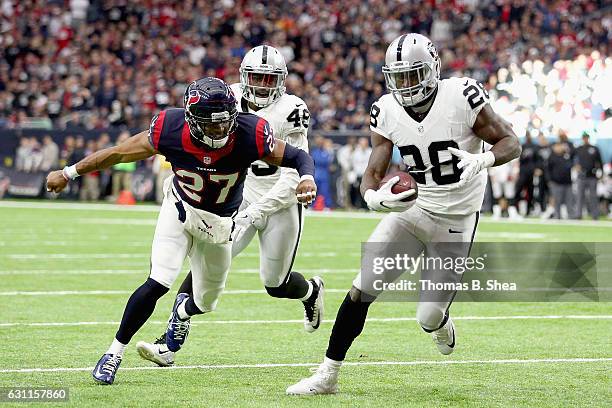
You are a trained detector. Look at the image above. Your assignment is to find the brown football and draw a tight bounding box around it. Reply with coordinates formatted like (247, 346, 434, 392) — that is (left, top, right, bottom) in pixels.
(379, 171, 418, 202)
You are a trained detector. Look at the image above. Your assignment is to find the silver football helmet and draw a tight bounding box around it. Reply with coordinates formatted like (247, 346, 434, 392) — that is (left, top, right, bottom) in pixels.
(239, 45, 288, 107)
(382, 33, 440, 107)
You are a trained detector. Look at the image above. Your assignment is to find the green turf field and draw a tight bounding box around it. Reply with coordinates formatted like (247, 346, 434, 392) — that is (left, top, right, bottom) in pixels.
(0, 201, 610, 407)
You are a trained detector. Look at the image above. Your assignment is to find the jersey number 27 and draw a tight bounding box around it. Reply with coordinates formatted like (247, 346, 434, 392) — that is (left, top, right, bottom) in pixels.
(175, 170, 239, 204)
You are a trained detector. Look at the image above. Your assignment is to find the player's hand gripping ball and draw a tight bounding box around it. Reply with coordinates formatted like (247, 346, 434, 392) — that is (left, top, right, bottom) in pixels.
(379, 171, 418, 202)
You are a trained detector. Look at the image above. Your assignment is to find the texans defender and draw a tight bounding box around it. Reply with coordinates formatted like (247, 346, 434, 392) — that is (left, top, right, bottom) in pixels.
(46, 77, 317, 385)
(287, 33, 521, 394)
(137, 46, 323, 367)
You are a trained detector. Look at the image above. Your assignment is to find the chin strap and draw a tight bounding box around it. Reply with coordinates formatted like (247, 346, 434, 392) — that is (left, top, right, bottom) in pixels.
(412, 86, 438, 112)
(201, 135, 229, 149)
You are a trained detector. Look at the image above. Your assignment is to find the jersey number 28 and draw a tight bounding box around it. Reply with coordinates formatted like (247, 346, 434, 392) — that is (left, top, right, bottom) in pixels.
(399, 141, 462, 185)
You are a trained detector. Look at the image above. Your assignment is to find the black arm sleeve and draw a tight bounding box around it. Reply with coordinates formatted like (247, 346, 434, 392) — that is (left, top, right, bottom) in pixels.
(280, 144, 315, 178)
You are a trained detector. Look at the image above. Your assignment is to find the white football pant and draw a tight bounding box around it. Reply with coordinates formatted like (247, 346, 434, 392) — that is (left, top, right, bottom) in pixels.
(231, 199, 304, 288)
(149, 193, 232, 313)
(353, 205, 479, 331)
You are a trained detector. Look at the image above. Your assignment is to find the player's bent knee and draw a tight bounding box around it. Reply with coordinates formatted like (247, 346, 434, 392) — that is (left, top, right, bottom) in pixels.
(147, 273, 173, 289)
(149, 264, 182, 288)
(192, 295, 216, 314)
(349, 285, 377, 303)
(142, 277, 170, 298)
(416, 306, 445, 332)
(192, 285, 225, 314)
(349, 286, 362, 302)
(261, 273, 285, 289)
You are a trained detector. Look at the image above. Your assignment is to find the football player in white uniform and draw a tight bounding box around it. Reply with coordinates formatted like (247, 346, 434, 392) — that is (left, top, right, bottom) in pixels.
(287, 33, 521, 395)
(137, 45, 324, 367)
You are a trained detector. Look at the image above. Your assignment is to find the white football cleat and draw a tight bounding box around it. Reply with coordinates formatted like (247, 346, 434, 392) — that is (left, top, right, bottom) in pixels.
(303, 276, 324, 333)
(431, 317, 456, 355)
(136, 337, 175, 367)
(286, 365, 339, 395)
(508, 206, 523, 220)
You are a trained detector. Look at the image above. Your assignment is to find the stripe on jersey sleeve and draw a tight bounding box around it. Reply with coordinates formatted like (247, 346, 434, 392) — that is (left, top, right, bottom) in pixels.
(151, 110, 167, 150)
(255, 117, 267, 157)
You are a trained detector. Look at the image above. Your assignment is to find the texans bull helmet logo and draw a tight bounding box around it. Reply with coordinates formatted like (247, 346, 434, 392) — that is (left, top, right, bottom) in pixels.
(185, 91, 201, 113)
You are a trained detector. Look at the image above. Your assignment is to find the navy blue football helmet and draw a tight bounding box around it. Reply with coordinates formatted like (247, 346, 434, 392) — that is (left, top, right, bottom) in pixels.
(183, 77, 238, 148)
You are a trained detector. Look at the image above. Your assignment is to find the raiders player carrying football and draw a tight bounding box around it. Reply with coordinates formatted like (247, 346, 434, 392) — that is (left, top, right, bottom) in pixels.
(287, 33, 521, 395)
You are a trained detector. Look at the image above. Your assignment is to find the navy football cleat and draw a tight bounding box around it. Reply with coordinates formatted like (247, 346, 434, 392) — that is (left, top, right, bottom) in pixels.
(166, 293, 191, 352)
(92, 353, 122, 385)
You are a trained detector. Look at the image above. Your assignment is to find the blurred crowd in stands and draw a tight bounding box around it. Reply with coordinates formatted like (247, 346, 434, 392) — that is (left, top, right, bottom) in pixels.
(12, 131, 166, 202)
(1, 0, 611, 216)
(1, 0, 610, 133)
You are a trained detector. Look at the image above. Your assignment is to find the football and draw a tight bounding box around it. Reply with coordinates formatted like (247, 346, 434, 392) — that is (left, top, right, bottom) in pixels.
(379, 171, 418, 201)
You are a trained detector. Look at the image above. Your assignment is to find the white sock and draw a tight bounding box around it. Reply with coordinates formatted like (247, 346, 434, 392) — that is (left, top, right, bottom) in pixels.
(106, 338, 127, 357)
(177, 299, 190, 320)
(300, 281, 314, 302)
(322, 357, 342, 372)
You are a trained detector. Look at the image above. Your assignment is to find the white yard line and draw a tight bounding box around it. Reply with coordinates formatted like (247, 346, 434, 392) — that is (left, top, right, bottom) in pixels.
(0, 315, 610, 328)
(5, 252, 345, 260)
(0, 289, 349, 296)
(6, 253, 148, 259)
(476, 232, 546, 239)
(77, 218, 157, 226)
(0, 201, 161, 212)
(0, 357, 610, 374)
(1, 200, 611, 227)
(0, 268, 360, 276)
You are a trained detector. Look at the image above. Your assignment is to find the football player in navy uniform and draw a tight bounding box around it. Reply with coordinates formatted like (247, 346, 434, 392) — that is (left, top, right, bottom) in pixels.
(137, 45, 324, 368)
(45, 77, 317, 385)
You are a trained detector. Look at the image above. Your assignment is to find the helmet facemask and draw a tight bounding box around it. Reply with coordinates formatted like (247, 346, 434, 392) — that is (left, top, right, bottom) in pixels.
(185, 106, 238, 149)
(383, 59, 439, 107)
(240, 67, 287, 107)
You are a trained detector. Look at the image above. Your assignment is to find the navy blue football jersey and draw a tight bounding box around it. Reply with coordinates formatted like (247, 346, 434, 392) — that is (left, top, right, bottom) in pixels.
(148, 108, 275, 216)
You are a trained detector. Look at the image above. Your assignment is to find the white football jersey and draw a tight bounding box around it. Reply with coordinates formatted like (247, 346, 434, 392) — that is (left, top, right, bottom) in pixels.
(230, 83, 309, 203)
(370, 77, 489, 215)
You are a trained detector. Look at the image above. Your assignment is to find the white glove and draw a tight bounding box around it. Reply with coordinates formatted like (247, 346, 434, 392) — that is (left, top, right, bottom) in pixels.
(363, 176, 416, 212)
(448, 148, 495, 187)
(236, 207, 267, 231)
(232, 210, 255, 242)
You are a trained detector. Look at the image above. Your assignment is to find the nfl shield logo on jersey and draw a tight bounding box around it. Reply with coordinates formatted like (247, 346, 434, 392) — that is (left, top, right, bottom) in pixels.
(203, 156, 212, 164)
(418, 125, 424, 133)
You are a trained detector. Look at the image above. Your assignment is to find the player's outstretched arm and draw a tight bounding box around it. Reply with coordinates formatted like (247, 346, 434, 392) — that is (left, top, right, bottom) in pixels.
(262, 138, 316, 205)
(46, 131, 158, 193)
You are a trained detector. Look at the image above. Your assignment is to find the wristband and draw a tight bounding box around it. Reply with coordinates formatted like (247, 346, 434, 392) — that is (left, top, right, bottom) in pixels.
(62, 165, 80, 180)
(299, 175, 314, 182)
